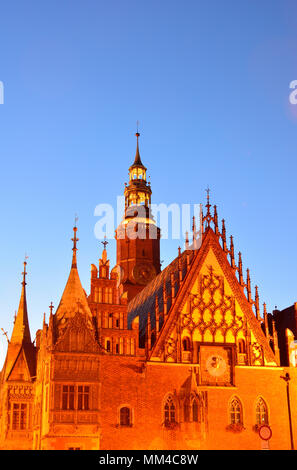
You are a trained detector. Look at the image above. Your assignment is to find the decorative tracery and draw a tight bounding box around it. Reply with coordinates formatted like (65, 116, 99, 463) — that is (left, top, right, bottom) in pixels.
(182, 266, 244, 343)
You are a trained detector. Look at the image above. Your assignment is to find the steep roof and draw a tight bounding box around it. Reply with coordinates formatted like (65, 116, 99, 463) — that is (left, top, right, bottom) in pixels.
(1, 262, 36, 382)
(54, 226, 93, 332)
(129, 132, 146, 170)
(128, 248, 195, 337)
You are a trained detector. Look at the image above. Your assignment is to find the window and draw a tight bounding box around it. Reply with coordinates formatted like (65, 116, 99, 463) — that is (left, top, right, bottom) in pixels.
(164, 396, 176, 425)
(12, 403, 27, 430)
(183, 400, 190, 422)
(182, 337, 191, 351)
(120, 407, 131, 426)
(108, 313, 113, 328)
(192, 399, 199, 422)
(62, 386, 75, 410)
(95, 287, 99, 302)
(238, 339, 246, 354)
(61, 385, 91, 411)
(77, 386, 89, 411)
(106, 340, 111, 352)
(230, 397, 242, 425)
(256, 398, 268, 425)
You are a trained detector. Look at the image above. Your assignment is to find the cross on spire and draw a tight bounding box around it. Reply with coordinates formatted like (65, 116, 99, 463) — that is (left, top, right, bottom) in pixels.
(101, 235, 108, 250)
(49, 302, 54, 315)
(22, 255, 28, 287)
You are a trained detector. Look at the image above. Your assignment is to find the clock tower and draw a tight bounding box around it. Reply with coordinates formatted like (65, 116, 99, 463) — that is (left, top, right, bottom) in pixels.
(115, 132, 161, 301)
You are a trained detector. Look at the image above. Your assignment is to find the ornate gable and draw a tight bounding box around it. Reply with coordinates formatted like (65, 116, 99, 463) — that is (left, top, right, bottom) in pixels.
(147, 227, 277, 368)
(54, 311, 100, 354)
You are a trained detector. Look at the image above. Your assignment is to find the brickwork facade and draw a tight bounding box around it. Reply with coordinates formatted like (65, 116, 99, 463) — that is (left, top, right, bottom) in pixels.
(0, 135, 297, 450)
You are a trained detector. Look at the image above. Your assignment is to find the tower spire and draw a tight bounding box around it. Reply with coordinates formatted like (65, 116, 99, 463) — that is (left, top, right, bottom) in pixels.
(132, 126, 145, 168)
(54, 222, 94, 334)
(10, 258, 31, 344)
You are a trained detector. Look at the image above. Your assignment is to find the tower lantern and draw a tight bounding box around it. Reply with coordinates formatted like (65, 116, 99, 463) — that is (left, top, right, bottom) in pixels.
(124, 132, 152, 209)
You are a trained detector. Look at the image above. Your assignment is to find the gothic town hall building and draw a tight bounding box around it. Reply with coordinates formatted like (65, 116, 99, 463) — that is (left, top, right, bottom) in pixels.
(1, 134, 297, 450)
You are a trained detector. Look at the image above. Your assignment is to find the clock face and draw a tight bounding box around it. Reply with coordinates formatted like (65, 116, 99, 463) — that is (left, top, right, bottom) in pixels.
(133, 263, 156, 285)
(200, 345, 233, 386)
(206, 354, 227, 377)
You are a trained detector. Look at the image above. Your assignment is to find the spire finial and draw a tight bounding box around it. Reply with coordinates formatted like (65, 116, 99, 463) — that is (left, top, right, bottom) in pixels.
(22, 254, 28, 287)
(246, 268, 252, 303)
(132, 124, 144, 167)
(254, 285, 260, 320)
(205, 186, 211, 214)
(221, 219, 227, 252)
(238, 252, 244, 285)
(192, 216, 196, 243)
(71, 219, 79, 268)
(203, 186, 212, 228)
(101, 235, 108, 251)
(206, 186, 210, 204)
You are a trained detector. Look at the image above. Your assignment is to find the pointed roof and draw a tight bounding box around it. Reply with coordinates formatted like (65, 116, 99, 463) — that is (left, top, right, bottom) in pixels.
(10, 260, 31, 345)
(129, 132, 146, 170)
(55, 225, 93, 328)
(1, 261, 35, 382)
(128, 248, 194, 336)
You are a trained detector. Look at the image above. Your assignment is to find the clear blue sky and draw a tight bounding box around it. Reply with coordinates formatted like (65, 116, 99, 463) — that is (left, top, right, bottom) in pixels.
(0, 0, 297, 365)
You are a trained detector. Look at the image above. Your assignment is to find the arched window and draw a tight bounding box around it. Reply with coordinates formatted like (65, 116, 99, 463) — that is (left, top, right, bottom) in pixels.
(230, 397, 243, 425)
(183, 400, 190, 422)
(192, 399, 199, 422)
(182, 337, 191, 351)
(120, 406, 131, 426)
(164, 396, 176, 425)
(238, 338, 246, 354)
(256, 398, 268, 425)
